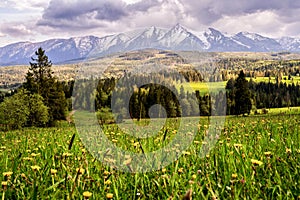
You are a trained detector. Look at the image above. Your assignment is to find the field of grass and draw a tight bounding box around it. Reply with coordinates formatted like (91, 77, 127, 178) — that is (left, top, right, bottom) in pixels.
(257, 107, 300, 115)
(178, 76, 300, 95)
(0, 113, 300, 199)
(246, 76, 300, 85)
(179, 81, 227, 94)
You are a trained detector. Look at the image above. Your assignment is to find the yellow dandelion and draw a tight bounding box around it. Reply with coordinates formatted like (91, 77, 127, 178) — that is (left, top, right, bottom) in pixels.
(264, 152, 272, 157)
(251, 159, 263, 166)
(23, 157, 33, 161)
(178, 168, 184, 174)
(193, 140, 200, 144)
(286, 148, 292, 153)
(83, 191, 92, 199)
(105, 180, 112, 185)
(76, 168, 85, 175)
(3, 172, 13, 177)
(234, 144, 243, 148)
(31, 153, 40, 157)
(62, 152, 72, 157)
(231, 174, 238, 179)
(106, 193, 114, 199)
(112, 139, 118, 143)
(31, 165, 41, 171)
(133, 142, 139, 147)
(103, 171, 110, 176)
(50, 169, 57, 175)
(2, 181, 7, 189)
(161, 168, 167, 173)
(191, 174, 197, 180)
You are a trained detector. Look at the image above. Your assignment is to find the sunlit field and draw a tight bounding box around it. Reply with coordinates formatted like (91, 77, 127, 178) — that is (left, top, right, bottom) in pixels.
(1, 112, 299, 199)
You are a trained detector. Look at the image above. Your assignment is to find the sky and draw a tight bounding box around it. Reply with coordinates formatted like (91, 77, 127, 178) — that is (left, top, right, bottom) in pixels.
(1, 0, 300, 47)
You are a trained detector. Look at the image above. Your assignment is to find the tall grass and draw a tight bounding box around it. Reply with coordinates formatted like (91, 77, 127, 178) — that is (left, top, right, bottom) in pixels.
(0, 114, 299, 199)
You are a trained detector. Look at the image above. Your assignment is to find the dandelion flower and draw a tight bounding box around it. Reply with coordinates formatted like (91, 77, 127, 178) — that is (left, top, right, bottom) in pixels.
(264, 152, 272, 157)
(231, 174, 238, 179)
(31, 165, 41, 171)
(50, 169, 57, 175)
(182, 151, 191, 155)
(161, 168, 167, 173)
(83, 191, 92, 199)
(106, 193, 113, 199)
(178, 168, 184, 174)
(191, 174, 197, 180)
(103, 171, 110, 176)
(76, 168, 85, 175)
(234, 144, 243, 148)
(2, 181, 7, 189)
(286, 148, 292, 153)
(111, 139, 118, 143)
(105, 180, 112, 185)
(251, 159, 263, 166)
(62, 152, 72, 157)
(3, 172, 13, 177)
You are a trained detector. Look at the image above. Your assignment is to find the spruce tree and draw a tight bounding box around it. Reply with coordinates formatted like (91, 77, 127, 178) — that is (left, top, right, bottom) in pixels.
(234, 70, 252, 115)
(24, 47, 66, 125)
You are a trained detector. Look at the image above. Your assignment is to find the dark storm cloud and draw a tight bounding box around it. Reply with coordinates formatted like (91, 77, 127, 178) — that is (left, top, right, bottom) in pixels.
(33, 0, 300, 38)
(180, 0, 300, 25)
(38, 0, 161, 30)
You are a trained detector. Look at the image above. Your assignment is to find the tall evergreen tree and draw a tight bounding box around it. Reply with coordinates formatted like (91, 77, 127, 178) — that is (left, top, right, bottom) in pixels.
(24, 47, 66, 125)
(234, 70, 252, 115)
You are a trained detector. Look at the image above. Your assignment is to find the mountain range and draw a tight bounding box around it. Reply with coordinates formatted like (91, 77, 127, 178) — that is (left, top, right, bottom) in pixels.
(1, 24, 300, 66)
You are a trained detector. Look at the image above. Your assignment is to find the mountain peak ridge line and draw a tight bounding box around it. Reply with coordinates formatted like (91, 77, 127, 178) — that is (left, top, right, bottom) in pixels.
(0, 24, 299, 66)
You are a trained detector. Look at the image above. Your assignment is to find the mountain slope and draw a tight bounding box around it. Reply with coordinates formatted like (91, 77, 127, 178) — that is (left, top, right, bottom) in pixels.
(0, 24, 300, 66)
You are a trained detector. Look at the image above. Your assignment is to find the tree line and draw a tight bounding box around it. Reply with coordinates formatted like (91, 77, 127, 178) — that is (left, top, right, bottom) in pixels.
(1, 48, 300, 130)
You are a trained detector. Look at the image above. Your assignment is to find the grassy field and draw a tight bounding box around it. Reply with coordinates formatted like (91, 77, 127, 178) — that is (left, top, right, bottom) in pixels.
(179, 76, 300, 95)
(179, 81, 227, 94)
(246, 76, 300, 84)
(0, 113, 300, 199)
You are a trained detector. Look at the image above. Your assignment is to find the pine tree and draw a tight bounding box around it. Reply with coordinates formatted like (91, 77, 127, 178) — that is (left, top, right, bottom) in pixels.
(24, 47, 66, 125)
(234, 70, 252, 115)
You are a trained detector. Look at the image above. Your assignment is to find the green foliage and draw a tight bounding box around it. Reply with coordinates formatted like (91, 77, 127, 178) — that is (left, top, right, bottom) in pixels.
(27, 93, 49, 127)
(0, 89, 29, 130)
(234, 70, 252, 115)
(0, 89, 49, 130)
(96, 107, 115, 124)
(24, 47, 67, 125)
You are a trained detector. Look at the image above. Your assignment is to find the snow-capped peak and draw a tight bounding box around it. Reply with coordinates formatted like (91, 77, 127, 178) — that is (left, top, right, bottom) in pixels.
(1, 24, 300, 66)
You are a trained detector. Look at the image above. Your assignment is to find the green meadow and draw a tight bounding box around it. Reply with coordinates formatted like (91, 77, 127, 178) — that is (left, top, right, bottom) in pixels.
(1, 112, 299, 199)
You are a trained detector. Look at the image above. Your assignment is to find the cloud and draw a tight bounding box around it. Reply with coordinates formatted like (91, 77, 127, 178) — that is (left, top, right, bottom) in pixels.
(0, 24, 33, 37)
(2, 0, 300, 47)
(38, 0, 164, 30)
(0, 0, 49, 10)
